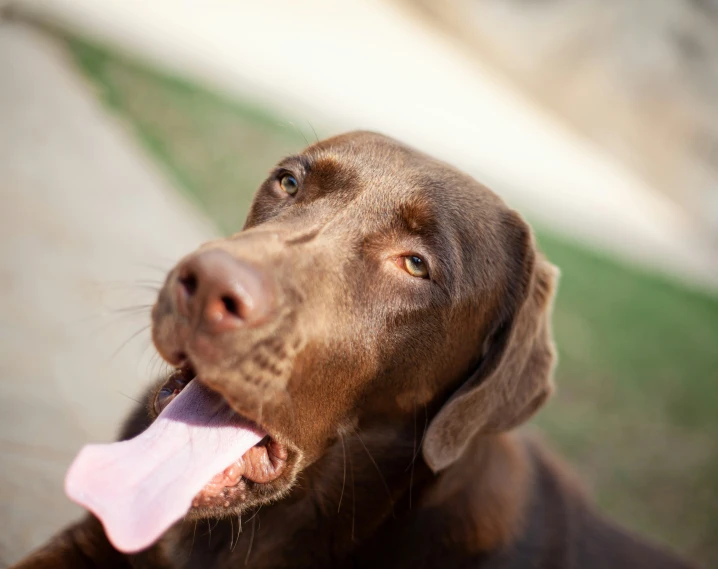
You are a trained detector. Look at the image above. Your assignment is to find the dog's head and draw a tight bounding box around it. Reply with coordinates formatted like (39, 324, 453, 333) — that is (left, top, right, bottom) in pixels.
(151, 131, 558, 516)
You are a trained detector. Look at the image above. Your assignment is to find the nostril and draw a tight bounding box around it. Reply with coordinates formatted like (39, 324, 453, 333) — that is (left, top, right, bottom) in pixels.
(220, 295, 240, 317)
(179, 272, 198, 296)
(174, 250, 271, 332)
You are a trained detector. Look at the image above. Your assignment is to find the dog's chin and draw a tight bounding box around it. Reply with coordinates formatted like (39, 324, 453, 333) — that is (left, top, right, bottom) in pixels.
(151, 366, 300, 518)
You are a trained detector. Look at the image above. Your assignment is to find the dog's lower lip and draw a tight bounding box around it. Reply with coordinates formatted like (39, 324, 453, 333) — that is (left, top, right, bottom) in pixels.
(192, 434, 288, 509)
(151, 366, 288, 509)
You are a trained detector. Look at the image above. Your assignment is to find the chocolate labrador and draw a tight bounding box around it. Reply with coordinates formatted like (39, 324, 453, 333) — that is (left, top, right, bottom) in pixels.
(11, 132, 695, 569)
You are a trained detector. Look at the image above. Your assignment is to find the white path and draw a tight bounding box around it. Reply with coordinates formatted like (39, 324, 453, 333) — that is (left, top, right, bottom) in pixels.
(0, 22, 215, 566)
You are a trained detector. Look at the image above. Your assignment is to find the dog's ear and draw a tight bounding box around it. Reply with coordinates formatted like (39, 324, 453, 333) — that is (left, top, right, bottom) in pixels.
(422, 211, 559, 472)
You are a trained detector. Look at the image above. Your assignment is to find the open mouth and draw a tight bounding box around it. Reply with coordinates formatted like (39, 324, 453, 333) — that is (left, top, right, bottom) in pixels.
(154, 366, 288, 508)
(64, 365, 287, 554)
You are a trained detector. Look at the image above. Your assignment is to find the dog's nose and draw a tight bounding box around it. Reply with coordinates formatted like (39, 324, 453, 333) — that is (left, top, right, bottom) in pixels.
(174, 249, 271, 333)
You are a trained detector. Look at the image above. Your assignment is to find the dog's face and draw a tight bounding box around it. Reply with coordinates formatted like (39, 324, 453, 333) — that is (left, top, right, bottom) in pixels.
(151, 131, 557, 519)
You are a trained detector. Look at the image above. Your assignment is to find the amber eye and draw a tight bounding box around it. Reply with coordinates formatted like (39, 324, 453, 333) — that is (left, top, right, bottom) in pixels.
(402, 255, 429, 278)
(279, 174, 299, 196)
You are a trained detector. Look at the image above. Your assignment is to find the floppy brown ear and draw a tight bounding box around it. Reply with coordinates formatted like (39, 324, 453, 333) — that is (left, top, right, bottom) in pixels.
(422, 212, 559, 472)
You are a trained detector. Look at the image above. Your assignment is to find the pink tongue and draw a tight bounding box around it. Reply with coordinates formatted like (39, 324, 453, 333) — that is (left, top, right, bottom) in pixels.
(65, 380, 265, 553)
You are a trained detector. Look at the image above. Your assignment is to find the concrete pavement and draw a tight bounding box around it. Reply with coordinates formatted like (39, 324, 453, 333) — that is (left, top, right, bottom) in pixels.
(0, 22, 214, 566)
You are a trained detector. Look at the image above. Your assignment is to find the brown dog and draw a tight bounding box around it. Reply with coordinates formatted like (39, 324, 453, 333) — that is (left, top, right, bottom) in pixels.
(11, 132, 694, 569)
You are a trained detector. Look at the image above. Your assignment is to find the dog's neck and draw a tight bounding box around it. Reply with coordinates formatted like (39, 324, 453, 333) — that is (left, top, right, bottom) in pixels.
(158, 428, 531, 568)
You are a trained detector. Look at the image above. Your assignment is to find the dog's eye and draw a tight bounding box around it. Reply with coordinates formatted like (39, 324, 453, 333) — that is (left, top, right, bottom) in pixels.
(402, 255, 429, 278)
(279, 174, 299, 196)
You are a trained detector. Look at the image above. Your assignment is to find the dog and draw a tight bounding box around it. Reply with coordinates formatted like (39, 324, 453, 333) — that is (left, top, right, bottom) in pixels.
(10, 131, 695, 568)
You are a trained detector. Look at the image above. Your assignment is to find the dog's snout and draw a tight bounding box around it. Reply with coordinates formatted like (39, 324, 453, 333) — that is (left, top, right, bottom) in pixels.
(174, 249, 271, 333)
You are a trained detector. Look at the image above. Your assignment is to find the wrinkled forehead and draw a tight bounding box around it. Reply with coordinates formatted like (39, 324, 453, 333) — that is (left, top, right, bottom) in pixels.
(288, 132, 514, 293)
(295, 132, 508, 242)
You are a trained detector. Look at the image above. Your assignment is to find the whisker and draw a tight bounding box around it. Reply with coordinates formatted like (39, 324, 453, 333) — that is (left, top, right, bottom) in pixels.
(307, 121, 319, 143)
(148, 348, 172, 377)
(133, 284, 161, 293)
(229, 516, 235, 550)
(142, 344, 162, 378)
(231, 514, 242, 553)
(189, 520, 197, 559)
(409, 404, 429, 510)
(244, 507, 261, 565)
(132, 261, 173, 274)
(338, 432, 347, 514)
(85, 318, 147, 343)
(110, 324, 151, 359)
(116, 391, 143, 405)
(286, 121, 309, 146)
(348, 442, 356, 542)
(109, 304, 154, 315)
(136, 277, 164, 284)
(202, 517, 220, 543)
(66, 308, 150, 329)
(351, 426, 395, 518)
(111, 281, 163, 289)
(244, 506, 261, 525)
(73, 306, 153, 332)
(94, 279, 163, 290)
(410, 405, 417, 509)
(406, 403, 429, 471)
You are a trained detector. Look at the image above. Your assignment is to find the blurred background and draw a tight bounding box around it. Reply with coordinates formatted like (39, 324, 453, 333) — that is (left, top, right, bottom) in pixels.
(1, 1, 717, 567)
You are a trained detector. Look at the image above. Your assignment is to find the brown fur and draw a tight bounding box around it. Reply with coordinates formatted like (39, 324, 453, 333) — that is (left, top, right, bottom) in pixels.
(10, 132, 695, 569)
